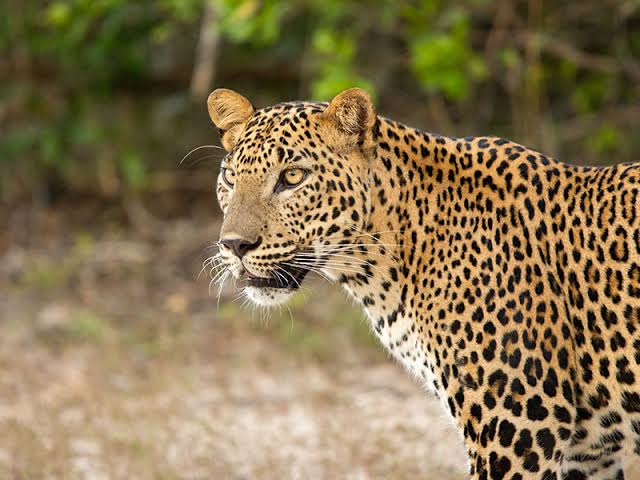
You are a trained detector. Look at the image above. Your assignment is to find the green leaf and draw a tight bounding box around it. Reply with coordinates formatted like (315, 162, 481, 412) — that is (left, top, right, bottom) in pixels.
(119, 152, 146, 189)
(311, 67, 375, 101)
(588, 124, 623, 154)
(45, 1, 71, 27)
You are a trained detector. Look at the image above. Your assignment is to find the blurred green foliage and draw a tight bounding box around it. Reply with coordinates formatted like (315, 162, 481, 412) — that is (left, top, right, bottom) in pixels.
(2, 0, 639, 201)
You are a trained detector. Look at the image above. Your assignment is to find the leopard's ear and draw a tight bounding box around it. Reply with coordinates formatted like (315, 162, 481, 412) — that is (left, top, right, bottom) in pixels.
(207, 89, 255, 151)
(320, 88, 376, 154)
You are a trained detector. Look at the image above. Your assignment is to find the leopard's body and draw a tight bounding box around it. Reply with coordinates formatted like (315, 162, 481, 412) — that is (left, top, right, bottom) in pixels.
(208, 88, 640, 479)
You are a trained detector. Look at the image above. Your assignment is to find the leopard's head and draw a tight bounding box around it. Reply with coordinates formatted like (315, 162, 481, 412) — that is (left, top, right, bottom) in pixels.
(209, 88, 378, 306)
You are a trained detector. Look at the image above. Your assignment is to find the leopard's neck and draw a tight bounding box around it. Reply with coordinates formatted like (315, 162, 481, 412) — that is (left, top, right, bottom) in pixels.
(336, 117, 563, 397)
(335, 118, 459, 394)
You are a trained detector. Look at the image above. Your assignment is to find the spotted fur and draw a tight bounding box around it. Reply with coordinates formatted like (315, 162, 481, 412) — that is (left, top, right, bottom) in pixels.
(209, 88, 640, 479)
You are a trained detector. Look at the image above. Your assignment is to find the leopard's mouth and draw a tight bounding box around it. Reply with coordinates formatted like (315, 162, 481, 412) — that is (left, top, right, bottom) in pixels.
(244, 263, 309, 290)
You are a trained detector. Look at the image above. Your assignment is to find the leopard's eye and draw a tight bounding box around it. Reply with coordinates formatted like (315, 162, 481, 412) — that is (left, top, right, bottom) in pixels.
(221, 167, 236, 188)
(281, 168, 307, 188)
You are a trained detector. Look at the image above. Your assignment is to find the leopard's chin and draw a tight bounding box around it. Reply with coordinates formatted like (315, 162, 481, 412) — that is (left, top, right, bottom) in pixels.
(244, 286, 296, 306)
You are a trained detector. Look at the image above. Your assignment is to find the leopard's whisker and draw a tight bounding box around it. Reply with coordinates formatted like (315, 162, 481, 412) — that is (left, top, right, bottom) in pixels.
(180, 144, 225, 165)
(282, 261, 336, 283)
(273, 265, 300, 288)
(215, 271, 231, 308)
(286, 260, 362, 276)
(295, 256, 381, 274)
(296, 252, 384, 272)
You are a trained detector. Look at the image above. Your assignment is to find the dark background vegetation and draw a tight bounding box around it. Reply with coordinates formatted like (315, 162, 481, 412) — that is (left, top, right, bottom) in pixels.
(3, 0, 640, 202)
(2, 1, 640, 478)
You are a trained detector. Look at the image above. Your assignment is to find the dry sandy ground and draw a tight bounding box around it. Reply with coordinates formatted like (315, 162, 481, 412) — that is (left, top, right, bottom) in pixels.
(1, 294, 467, 479)
(1, 205, 639, 479)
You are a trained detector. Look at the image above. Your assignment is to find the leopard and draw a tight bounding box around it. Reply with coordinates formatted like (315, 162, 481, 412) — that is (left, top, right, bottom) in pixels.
(206, 86, 640, 479)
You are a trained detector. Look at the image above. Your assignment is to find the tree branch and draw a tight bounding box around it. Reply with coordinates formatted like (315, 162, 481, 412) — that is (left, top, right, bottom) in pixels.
(519, 32, 640, 80)
(190, 0, 220, 101)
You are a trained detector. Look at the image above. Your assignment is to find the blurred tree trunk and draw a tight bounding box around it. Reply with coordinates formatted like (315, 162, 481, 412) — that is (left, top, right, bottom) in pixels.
(190, 0, 220, 101)
(8, 0, 31, 75)
(524, 0, 545, 150)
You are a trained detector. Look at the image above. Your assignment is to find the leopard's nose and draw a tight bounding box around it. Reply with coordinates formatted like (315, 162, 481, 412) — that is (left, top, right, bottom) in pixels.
(221, 236, 262, 259)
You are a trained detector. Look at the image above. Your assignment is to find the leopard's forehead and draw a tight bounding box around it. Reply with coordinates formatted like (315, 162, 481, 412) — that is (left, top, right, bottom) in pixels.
(228, 101, 327, 171)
